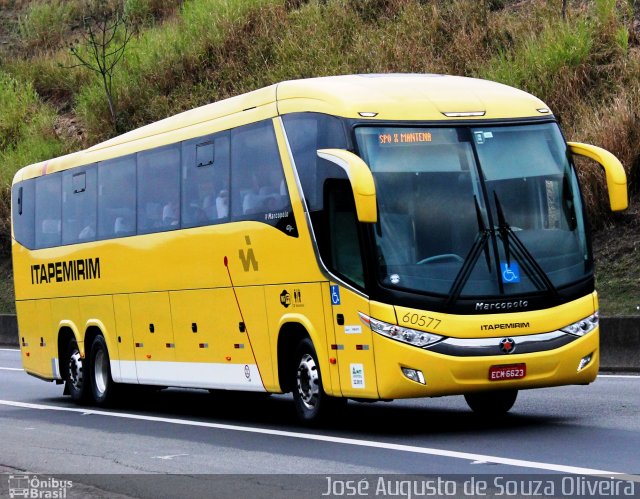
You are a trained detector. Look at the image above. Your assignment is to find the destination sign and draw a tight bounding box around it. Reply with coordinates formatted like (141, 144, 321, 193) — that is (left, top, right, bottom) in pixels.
(379, 131, 433, 145)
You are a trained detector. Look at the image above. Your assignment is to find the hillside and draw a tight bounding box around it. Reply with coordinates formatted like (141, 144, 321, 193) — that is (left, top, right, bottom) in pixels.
(0, 0, 638, 315)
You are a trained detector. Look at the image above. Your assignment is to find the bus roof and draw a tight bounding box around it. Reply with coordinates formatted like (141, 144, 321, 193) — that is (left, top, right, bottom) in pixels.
(14, 74, 550, 182)
(276, 74, 549, 120)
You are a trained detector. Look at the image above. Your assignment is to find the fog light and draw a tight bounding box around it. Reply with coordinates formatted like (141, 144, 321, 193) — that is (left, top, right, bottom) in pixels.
(401, 367, 425, 384)
(577, 353, 593, 372)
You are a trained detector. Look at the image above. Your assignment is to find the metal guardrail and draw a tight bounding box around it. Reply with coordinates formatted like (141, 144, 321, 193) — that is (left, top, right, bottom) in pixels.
(1, 314, 638, 371)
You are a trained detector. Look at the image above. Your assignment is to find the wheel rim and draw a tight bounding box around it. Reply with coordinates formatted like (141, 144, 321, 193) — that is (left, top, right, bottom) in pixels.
(94, 348, 108, 395)
(68, 349, 83, 391)
(296, 353, 320, 410)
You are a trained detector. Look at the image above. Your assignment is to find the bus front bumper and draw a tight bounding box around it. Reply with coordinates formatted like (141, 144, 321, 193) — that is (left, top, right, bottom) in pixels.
(373, 327, 599, 399)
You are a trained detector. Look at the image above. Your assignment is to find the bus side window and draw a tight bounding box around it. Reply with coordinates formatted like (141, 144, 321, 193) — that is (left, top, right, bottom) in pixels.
(281, 113, 349, 212)
(12, 180, 36, 249)
(62, 167, 97, 244)
(98, 155, 136, 239)
(181, 131, 230, 228)
(282, 112, 351, 256)
(230, 120, 291, 222)
(35, 174, 62, 249)
(137, 144, 181, 234)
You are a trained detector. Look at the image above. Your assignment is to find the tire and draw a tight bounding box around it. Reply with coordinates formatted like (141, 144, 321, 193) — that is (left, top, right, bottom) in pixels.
(89, 335, 117, 406)
(65, 338, 89, 404)
(464, 389, 518, 415)
(292, 338, 344, 422)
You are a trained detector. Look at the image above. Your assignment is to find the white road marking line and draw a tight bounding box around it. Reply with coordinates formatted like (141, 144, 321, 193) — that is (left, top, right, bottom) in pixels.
(152, 454, 189, 460)
(0, 348, 20, 352)
(0, 399, 633, 478)
(0, 367, 23, 371)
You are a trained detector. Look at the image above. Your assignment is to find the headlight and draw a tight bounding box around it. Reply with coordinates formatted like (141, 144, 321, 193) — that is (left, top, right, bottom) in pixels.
(561, 312, 599, 337)
(359, 312, 443, 348)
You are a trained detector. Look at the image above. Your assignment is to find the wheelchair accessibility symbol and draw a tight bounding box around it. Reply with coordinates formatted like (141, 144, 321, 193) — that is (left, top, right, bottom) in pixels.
(330, 285, 341, 305)
(501, 262, 521, 284)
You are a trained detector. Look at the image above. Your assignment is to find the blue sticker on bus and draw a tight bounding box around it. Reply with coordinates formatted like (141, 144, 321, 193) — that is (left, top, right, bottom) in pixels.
(501, 262, 520, 284)
(330, 285, 341, 305)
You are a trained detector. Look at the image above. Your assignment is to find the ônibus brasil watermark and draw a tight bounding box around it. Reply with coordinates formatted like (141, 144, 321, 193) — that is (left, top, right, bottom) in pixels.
(8, 475, 72, 498)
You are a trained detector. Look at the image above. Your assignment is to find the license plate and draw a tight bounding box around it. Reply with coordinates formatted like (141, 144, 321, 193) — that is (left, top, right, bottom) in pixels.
(489, 363, 526, 381)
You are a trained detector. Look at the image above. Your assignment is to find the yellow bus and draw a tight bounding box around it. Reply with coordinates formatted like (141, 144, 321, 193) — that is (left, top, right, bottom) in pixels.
(11, 74, 627, 421)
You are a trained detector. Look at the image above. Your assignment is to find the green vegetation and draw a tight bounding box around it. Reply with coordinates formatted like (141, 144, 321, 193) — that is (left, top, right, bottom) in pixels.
(0, 255, 14, 314)
(0, 0, 638, 315)
(0, 71, 64, 183)
(17, 0, 80, 53)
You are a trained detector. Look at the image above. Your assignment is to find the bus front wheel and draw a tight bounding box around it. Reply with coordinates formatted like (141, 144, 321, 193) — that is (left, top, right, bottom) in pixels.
(464, 389, 518, 415)
(292, 338, 343, 422)
(89, 335, 117, 406)
(65, 338, 89, 404)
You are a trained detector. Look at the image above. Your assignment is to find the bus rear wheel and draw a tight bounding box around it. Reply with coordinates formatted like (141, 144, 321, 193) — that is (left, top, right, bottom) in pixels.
(464, 389, 518, 415)
(292, 338, 344, 422)
(65, 338, 89, 404)
(89, 335, 117, 406)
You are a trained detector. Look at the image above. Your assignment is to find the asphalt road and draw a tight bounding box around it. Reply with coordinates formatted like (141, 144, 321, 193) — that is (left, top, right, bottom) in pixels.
(0, 348, 638, 498)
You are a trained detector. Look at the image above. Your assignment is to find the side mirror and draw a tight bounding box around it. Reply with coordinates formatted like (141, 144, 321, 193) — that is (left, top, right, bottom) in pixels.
(317, 149, 377, 223)
(568, 142, 628, 212)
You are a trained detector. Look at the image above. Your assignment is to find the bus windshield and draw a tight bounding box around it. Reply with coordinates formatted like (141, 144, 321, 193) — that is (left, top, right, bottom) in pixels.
(355, 122, 590, 299)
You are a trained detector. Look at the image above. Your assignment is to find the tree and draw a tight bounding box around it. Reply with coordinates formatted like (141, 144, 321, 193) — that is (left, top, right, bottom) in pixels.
(66, 1, 133, 132)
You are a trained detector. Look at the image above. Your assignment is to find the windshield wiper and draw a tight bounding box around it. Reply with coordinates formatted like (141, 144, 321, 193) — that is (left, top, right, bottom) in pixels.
(476, 196, 492, 273)
(445, 196, 492, 308)
(494, 192, 511, 265)
(493, 192, 560, 300)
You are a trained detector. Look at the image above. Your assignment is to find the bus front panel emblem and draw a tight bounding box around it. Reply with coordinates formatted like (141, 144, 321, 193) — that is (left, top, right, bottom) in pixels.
(499, 338, 516, 354)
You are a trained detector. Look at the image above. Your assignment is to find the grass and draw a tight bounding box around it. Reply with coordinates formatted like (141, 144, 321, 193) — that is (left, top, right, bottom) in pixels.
(0, 187, 13, 313)
(0, 71, 38, 150)
(0, 257, 14, 314)
(597, 274, 640, 316)
(0, 0, 638, 315)
(593, 201, 640, 315)
(17, 0, 80, 54)
(0, 71, 66, 184)
(73, 0, 280, 139)
(14, 0, 182, 56)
